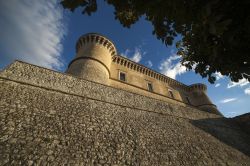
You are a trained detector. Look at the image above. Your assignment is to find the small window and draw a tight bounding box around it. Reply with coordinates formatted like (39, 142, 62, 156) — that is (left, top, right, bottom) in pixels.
(147, 82, 153, 92)
(168, 89, 174, 98)
(186, 96, 191, 104)
(119, 71, 126, 81)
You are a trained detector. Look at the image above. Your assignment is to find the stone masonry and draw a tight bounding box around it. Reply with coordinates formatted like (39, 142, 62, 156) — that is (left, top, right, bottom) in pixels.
(0, 61, 250, 165)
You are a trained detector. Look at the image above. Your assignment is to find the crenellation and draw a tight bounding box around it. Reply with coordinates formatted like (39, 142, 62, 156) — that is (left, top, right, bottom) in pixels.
(75, 33, 117, 56)
(189, 83, 207, 92)
(98, 36, 102, 44)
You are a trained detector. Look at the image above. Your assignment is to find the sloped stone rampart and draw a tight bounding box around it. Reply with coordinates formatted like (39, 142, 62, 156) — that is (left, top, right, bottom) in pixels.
(0, 61, 219, 120)
(0, 61, 250, 165)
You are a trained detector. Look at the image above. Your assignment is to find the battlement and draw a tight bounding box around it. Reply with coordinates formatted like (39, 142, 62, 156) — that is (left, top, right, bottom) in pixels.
(189, 83, 207, 92)
(76, 33, 117, 56)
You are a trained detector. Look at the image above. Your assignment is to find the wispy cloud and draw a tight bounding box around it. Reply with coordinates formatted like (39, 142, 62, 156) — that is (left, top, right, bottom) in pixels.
(220, 98, 237, 103)
(226, 111, 237, 117)
(244, 87, 250, 95)
(215, 83, 221, 87)
(130, 48, 142, 63)
(227, 78, 249, 88)
(120, 49, 130, 58)
(146, 60, 153, 68)
(215, 72, 224, 80)
(121, 47, 144, 63)
(159, 54, 187, 79)
(0, 0, 67, 70)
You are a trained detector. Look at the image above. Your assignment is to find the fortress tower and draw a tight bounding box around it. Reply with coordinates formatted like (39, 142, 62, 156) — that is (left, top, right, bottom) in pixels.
(189, 84, 220, 115)
(66, 33, 117, 85)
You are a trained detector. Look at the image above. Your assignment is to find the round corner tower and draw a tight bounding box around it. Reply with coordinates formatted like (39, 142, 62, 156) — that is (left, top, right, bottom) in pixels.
(66, 33, 117, 85)
(189, 83, 221, 115)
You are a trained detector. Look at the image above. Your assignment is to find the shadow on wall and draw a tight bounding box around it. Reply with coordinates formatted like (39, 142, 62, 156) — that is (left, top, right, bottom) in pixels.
(191, 117, 250, 157)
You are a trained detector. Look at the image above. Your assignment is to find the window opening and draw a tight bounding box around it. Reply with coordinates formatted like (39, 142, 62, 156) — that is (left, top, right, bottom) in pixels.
(168, 89, 174, 98)
(148, 83, 153, 92)
(119, 71, 126, 81)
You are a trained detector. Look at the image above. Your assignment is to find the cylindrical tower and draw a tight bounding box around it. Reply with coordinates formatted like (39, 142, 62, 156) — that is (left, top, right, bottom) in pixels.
(189, 83, 221, 115)
(66, 33, 117, 85)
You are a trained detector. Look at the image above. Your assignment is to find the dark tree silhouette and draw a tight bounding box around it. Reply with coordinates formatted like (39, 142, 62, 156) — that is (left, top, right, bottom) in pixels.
(61, 0, 250, 83)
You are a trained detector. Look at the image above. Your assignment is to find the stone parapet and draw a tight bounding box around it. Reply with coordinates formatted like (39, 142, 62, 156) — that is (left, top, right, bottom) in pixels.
(189, 83, 207, 92)
(76, 33, 117, 56)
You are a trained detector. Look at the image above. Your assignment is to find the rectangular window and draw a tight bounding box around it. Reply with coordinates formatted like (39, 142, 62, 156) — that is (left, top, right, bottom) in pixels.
(119, 71, 126, 81)
(186, 96, 191, 104)
(148, 82, 153, 92)
(168, 89, 174, 98)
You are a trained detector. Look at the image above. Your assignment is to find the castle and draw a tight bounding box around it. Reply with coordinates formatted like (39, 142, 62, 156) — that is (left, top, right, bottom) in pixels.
(0, 33, 249, 165)
(66, 33, 220, 115)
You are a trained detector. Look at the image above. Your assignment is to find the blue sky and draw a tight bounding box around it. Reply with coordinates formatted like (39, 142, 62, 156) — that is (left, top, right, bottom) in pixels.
(0, 0, 249, 117)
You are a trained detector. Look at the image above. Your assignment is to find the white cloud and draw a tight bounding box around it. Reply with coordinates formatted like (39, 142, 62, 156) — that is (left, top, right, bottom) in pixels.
(227, 78, 249, 88)
(120, 49, 130, 58)
(121, 47, 144, 63)
(244, 87, 250, 95)
(130, 48, 143, 63)
(220, 98, 237, 103)
(0, 0, 67, 70)
(146, 60, 153, 68)
(215, 72, 224, 80)
(215, 83, 221, 87)
(159, 54, 187, 79)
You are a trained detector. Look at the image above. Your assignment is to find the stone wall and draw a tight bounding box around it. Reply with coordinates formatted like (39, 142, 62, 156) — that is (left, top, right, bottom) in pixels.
(0, 61, 250, 165)
(110, 56, 185, 102)
(110, 61, 184, 101)
(110, 55, 219, 114)
(0, 61, 217, 119)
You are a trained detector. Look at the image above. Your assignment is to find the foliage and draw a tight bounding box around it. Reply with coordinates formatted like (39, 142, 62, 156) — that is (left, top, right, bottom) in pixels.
(61, 0, 250, 83)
